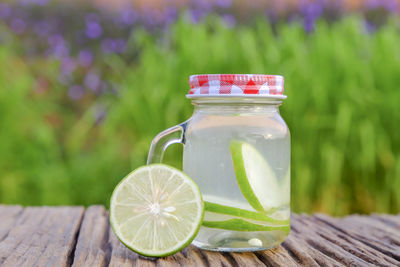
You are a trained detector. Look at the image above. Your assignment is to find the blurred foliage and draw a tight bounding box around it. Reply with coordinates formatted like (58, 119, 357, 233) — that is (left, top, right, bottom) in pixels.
(1, 16, 400, 215)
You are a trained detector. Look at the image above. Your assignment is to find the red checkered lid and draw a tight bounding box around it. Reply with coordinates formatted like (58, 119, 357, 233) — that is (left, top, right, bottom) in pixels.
(187, 74, 285, 99)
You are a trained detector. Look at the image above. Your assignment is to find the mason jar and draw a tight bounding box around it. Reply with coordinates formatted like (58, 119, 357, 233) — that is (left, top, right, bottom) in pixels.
(148, 74, 290, 252)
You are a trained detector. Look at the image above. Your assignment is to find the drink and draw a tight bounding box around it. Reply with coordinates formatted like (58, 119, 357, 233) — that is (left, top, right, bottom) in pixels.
(147, 74, 291, 252)
(183, 112, 290, 251)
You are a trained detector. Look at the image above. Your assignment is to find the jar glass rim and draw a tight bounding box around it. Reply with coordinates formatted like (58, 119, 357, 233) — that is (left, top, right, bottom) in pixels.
(188, 96, 286, 105)
(186, 94, 287, 100)
(186, 94, 287, 103)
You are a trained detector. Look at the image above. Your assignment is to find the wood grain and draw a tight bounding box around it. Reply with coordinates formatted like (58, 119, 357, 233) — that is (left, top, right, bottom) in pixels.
(0, 205, 23, 241)
(0, 206, 399, 267)
(71, 206, 110, 267)
(0, 206, 84, 267)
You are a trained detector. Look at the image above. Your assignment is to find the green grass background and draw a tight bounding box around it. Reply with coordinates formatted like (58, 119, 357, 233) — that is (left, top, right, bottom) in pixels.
(1, 17, 399, 215)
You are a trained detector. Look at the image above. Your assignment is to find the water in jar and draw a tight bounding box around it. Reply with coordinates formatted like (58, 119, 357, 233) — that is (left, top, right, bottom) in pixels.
(183, 111, 290, 252)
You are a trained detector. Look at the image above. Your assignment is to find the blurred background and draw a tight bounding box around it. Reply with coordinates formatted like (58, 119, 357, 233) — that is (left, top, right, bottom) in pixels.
(0, 0, 399, 215)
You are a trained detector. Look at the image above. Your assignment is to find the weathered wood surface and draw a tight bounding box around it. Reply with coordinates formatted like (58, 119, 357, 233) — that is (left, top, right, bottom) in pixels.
(0, 206, 84, 267)
(0, 205, 399, 267)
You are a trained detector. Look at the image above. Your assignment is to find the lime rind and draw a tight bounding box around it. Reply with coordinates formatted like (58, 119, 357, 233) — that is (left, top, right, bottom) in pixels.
(202, 218, 290, 234)
(110, 164, 204, 257)
(212, 140, 291, 233)
(230, 140, 284, 212)
(230, 140, 264, 211)
(204, 201, 288, 225)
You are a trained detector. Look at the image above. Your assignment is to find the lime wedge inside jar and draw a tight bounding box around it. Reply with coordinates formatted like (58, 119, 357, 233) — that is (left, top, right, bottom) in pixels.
(204, 201, 289, 225)
(202, 196, 289, 233)
(230, 140, 284, 212)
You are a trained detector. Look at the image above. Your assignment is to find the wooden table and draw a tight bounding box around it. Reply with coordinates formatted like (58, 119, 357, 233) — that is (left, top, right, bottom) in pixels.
(0, 205, 399, 266)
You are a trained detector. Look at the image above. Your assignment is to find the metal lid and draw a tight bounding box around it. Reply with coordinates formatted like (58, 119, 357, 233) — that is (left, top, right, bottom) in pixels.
(187, 74, 285, 99)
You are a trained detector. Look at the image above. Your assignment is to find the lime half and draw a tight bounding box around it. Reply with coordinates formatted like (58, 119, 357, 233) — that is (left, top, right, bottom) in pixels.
(110, 164, 204, 257)
(230, 140, 283, 212)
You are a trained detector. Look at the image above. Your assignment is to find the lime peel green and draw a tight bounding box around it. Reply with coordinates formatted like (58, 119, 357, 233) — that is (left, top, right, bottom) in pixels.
(230, 140, 284, 212)
(204, 201, 289, 225)
(110, 164, 204, 257)
(203, 218, 290, 233)
(230, 140, 264, 211)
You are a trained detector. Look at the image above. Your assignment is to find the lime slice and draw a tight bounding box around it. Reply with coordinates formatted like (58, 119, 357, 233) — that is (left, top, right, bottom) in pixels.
(230, 140, 282, 212)
(110, 164, 204, 257)
(203, 218, 290, 233)
(204, 201, 288, 225)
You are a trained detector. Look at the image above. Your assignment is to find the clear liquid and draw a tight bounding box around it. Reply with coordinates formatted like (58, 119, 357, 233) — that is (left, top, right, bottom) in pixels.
(183, 112, 290, 251)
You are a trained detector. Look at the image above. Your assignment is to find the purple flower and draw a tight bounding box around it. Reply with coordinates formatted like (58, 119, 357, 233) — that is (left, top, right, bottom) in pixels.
(364, 20, 377, 33)
(85, 21, 102, 39)
(0, 3, 12, 19)
(54, 48, 69, 60)
(84, 72, 101, 92)
(365, 0, 380, 9)
(222, 14, 236, 28)
(189, 9, 206, 24)
(61, 57, 77, 76)
(101, 38, 126, 53)
(48, 34, 64, 47)
(85, 13, 102, 39)
(287, 14, 300, 24)
(114, 8, 138, 28)
(10, 18, 26, 34)
(48, 35, 69, 59)
(304, 17, 316, 32)
(121, 8, 138, 25)
(34, 20, 52, 37)
(68, 85, 84, 100)
(85, 13, 100, 23)
(115, 38, 126, 53)
(34, 0, 49, 5)
(164, 7, 178, 25)
(299, 0, 325, 32)
(101, 38, 116, 53)
(215, 0, 233, 9)
(266, 8, 279, 23)
(365, 0, 398, 12)
(78, 50, 93, 67)
(300, 2, 324, 19)
(19, 0, 48, 6)
(140, 8, 163, 28)
(191, 0, 213, 12)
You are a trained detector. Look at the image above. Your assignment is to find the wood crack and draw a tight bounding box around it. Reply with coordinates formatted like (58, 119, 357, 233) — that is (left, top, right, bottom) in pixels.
(281, 240, 318, 266)
(100, 220, 112, 267)
(222, 252, 239, 267)
(313, 214, 400, 263)
(67, 209, 85, 267)
(254, 251, 274, 267)
(309, 219, 398, 265)
(0, 206, 23, 243)
(306, 237, 368, 266)
(195, 248, 211, 266)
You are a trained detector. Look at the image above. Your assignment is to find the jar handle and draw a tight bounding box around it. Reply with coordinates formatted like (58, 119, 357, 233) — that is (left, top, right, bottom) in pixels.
(147, 120, 189, 164)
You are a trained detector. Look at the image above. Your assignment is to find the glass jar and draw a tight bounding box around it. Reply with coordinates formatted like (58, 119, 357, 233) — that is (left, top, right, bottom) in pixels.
(148, 74, 290, 252)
